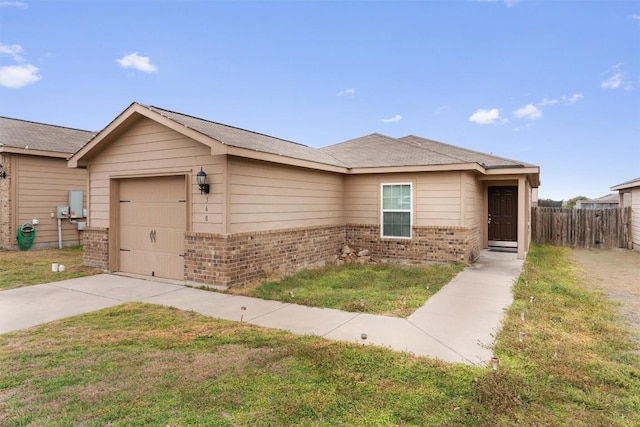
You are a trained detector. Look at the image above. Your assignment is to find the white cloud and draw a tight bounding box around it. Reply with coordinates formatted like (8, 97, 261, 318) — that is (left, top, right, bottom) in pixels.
(0, 43, 40, 88)
(538, 93, 584, 106)
(601, 73, 622, 89)
(337, 87, 355, 97)
(116, 52, 158, 73)
(632, 15, 640, 21)
(563, 93, 584, 104)
(0, 64, 41, 88)
(0, 1, 28, 8)
(381, 114, 402, 123)
(513, 104, 542, 120)
(538, 97, 559, 106)
(601, 63, 624, 89)
(469, 108, 503, 125)
(0, 43, 24, 61)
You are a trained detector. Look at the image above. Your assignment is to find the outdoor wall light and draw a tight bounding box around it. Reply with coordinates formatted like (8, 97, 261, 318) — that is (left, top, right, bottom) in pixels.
(196, 167, 209, 194)
(0, 164, 6, 179)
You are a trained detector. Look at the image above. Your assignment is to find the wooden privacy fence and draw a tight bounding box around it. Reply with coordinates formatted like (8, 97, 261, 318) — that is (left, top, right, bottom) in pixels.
(532, 207, 632, 249)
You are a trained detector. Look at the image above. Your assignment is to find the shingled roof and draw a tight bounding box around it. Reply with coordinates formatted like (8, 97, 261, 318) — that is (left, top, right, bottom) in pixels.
(398, 135, 534, 168)
(147, 105, 348, 168)
(320, 133, 534, 169)
(0, 116, 95, 155)
(69, 102, 538, 183)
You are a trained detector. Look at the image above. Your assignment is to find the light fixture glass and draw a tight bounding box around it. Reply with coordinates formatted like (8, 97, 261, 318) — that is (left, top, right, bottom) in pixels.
(196, 167, 210, 194)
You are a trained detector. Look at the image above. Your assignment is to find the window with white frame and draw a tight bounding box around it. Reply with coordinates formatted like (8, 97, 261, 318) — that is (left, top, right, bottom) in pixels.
(381, 183, 412, 238)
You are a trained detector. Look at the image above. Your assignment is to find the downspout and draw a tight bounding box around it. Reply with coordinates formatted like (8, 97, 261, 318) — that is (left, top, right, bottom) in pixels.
(58, 218, 62, 248)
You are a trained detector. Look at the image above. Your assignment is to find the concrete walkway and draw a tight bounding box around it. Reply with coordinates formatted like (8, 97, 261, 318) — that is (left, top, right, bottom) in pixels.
(0, 249, 523, 366)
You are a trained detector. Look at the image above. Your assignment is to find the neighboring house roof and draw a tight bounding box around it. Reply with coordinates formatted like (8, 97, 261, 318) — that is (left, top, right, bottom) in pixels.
(611, 177, 640, 191)
(0, 116, 95, 157)
(576, 194, 620, 208)
(588, 194, 619, 204)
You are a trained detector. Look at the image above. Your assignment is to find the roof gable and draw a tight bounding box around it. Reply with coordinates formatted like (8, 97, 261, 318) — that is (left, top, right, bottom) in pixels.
(147, 106, 347, 168)
(0, 116, 95, 156)
(69, 103, 347, 170)
(67, 102, 539, 187)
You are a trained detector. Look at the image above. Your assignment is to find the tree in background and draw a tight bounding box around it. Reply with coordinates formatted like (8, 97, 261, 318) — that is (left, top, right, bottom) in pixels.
(538, 199, 563, 207)
(563, 196, 589, 209)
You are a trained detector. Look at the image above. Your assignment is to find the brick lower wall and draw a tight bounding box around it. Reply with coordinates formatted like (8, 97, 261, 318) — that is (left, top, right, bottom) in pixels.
(345, 224, 481, 264)
(82, 227, 109, 270)
(82, 223, 480, 287)
(0, 153, 12, 248)
(185, 225, 345, 288)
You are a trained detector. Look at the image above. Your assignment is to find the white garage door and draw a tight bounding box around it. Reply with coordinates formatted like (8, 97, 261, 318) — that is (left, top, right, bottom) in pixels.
(118, 176, 186, 280)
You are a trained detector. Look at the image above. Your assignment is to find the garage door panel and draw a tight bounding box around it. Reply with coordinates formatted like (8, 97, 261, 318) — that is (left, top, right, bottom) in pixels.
(154, 229, 185, 253)
(118, 176, 186, 280)
(153, 253, 185, 279)
(119, 226, 155, 251)
(119, 250, 155, 276)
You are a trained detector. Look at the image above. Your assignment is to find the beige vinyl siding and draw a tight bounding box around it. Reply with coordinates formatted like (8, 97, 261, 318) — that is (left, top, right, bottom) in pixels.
(415, 172, 462, 226)
(228, 157, 344, 233)
(15, 154, 87, 245)
(345, 171, 466, 227)
(462, 171, 483, 228)
(86, 117, 225, 234)
(632, 187, 640, 250)
(344, 176, 379, 224)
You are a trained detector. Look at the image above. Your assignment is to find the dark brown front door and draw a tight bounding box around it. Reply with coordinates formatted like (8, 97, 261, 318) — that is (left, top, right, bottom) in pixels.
(488, 186, 518, 247)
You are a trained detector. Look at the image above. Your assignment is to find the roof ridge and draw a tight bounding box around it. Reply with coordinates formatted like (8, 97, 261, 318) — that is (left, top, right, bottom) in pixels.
(396, 135, 467, 163)
(320, 132, 396, 150)
(400, 135, 530, 166)
(0, 116, 94, 133)
(147, 105, 312, 149)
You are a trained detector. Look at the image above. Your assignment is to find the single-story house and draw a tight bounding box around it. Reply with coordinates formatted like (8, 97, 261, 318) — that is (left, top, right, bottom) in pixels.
(68, 102, 540, 288)
(0, 117, 94, 249)
(575, 193, 620, 209)
(611, 177, 640, 251)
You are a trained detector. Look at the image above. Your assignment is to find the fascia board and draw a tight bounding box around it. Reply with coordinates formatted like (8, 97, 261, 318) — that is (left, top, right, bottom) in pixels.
(347, 163, 484, 174)
(0, 146, 70, 158)
(225, 146, 348, 174)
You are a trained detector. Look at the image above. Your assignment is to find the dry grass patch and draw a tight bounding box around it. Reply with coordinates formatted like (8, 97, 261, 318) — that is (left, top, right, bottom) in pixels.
(0, 303, 481, 426)
(227, 262, 464, 317)
(1, 245, 639, 426)
(0, 246, 101, 290)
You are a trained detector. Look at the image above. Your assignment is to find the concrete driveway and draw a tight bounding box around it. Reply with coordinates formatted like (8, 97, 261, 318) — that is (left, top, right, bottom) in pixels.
(0, 249, 522, 366)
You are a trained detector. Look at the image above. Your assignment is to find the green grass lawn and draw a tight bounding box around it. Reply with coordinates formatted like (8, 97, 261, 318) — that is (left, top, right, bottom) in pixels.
(0, 246, 102, 290)
(1, 245, 639, 426)
(227, 262, 464, 317)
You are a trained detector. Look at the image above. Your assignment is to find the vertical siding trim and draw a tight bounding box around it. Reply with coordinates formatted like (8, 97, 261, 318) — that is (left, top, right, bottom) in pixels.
(10, 155, 18, 242)
(517, 177, 526, 259)
(223, 156, 230, 235)
(185, 173, 192, 233)
(86, 164, 92, 225)
(482, 182, 488, 249)
(109, 179, 120, 272)
(459, 173, 465, 227)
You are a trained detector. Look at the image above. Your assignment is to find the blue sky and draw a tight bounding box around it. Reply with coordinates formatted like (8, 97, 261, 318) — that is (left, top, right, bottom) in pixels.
(1, 0, 638, 201)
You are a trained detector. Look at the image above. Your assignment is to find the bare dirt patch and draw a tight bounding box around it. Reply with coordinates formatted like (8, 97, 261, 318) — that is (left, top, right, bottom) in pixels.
(570, 248, 640, 350)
